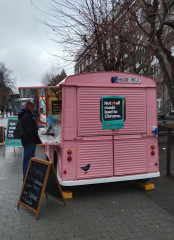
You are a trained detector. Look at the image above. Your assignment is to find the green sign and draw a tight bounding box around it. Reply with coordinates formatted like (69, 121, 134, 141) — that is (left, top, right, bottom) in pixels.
(101, 96, 125, 130)
(5, 117, 22, 147)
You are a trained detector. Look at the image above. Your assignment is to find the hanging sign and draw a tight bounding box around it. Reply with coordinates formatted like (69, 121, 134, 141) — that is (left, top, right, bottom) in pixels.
(101, 96, 125, 130)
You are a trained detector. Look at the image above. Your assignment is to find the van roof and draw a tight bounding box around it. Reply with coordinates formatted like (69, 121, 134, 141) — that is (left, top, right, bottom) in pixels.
(57, 71, 156, 88)
(19, 71, 156, 90)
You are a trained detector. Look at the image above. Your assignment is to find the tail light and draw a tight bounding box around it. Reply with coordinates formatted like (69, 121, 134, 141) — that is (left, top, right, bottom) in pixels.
(151, 145, 155, 156)
(151, 151, 155, 156)
(67, 156, 72, 161)
(67, 149, 72, 161)
(67, 149, 72, 154)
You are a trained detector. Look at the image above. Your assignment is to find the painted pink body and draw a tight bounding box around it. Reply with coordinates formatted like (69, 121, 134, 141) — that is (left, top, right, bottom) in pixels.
(20, 72, 159, 186)
(45, 72, 159, 186)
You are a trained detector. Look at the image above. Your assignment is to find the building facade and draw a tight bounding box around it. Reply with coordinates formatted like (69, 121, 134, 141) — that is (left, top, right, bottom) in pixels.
(74, 0, 174, 118)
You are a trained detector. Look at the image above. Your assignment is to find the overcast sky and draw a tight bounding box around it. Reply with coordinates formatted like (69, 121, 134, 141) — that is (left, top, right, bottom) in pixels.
(0, 0, 74, 91)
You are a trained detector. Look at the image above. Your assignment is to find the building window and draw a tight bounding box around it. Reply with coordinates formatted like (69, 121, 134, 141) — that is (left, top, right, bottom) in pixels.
(136, 8, 142, 22)
(86, 58, 88, 66)
(89, 56, 92, 65)
(94, 51, 97, 60)
(157, 98, 161, 111)
(151, 64, 161, 79)
(82, 63, 84, 71)
(106, 39, 110, 50)
(79, 65, 82, 73)
(170, 11, 174, 21)
(124, 67, 130, 73)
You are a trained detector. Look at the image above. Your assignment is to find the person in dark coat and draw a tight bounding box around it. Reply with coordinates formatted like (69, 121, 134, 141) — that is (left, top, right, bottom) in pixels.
(18, 101, 41, 179)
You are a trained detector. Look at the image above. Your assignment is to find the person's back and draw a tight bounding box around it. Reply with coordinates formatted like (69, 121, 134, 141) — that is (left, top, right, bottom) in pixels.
(18, 106, 39, 147)
(18, 102, 41, 179)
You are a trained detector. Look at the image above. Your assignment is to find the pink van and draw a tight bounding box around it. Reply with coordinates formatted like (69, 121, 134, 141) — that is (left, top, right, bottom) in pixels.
(19, 72, 160, 186)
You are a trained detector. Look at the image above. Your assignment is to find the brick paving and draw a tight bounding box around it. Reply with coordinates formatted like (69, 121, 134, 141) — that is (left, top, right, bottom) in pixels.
(0, 116, 174, 240)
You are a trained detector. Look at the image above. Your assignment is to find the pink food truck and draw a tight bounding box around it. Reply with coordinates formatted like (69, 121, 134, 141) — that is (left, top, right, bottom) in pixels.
(19, 72, 160, 186)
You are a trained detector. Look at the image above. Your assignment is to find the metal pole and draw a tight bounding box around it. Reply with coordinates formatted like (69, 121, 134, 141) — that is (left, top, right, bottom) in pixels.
(167, 128, 171, 176)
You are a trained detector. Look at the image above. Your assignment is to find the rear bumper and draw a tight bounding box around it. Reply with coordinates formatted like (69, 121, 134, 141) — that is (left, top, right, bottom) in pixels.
(58, 171, 160, 186)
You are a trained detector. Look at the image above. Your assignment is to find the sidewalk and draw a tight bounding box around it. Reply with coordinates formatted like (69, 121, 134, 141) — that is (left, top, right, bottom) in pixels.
(0, 115, 8, 127)
(0, 117, 174, 239)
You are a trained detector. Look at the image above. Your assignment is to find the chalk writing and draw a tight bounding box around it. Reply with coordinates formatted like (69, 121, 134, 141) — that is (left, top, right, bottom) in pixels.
(21, 160, 48, 210)
(22, 196, 33, 206)
(7, 120, 18, 139)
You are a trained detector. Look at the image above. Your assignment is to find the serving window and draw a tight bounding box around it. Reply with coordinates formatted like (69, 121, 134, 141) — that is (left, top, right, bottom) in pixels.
(19, 86, 62, 126)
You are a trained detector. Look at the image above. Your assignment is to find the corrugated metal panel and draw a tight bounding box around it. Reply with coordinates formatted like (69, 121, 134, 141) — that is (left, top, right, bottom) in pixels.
(77, 140, 113, 179)
(77, 87, 146, 136)
(114, 139, 147, 176)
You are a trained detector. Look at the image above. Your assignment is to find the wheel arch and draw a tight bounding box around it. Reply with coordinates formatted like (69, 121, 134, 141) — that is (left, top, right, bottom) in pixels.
(54, 147, 62, 177)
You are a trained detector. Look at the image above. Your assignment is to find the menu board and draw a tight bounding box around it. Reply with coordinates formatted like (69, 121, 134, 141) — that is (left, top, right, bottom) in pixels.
(103, 98, 123, 121)
(52, 100, 62, 115)
(17, 158, 66, 220)
(21, 160, 49, 210)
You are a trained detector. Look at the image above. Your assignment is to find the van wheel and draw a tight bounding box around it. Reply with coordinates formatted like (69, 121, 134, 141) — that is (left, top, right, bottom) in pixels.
(54, 152, 58, 171)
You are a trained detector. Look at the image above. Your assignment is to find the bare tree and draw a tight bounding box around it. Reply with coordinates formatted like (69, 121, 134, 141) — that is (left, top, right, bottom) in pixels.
(0, 62, 15, 88)
(41, 68, 57, 86)
(0, 62, 15, 111)
(41, 67, 67, 86)
(119, 0, 174, 104)
(33, 0, 150, 74)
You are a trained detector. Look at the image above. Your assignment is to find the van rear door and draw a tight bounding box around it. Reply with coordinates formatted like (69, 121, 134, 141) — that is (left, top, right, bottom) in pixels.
(77, 86, 147, 178)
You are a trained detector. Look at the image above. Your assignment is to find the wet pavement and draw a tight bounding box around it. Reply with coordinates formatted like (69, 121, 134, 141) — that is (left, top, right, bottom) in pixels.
(0, 116, 174, 240)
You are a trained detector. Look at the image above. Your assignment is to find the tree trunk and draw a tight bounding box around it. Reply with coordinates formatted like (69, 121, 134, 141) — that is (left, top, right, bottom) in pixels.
(155, 50, 174, 106)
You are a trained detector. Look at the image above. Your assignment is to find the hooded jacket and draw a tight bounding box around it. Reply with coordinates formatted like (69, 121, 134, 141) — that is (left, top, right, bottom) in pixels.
(18, 107, 41, 146)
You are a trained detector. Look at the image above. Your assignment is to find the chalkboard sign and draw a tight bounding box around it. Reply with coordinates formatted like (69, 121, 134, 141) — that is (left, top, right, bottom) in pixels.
(52, 100, 62, 115)
(21, 160, 49, 210)
(5, 117, 22, 147)
(0, 126, 5, 145)
(17, 158, 66, 220)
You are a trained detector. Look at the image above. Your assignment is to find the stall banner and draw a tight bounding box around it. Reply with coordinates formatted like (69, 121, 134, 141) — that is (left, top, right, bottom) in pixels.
(5, 116, 22, 147)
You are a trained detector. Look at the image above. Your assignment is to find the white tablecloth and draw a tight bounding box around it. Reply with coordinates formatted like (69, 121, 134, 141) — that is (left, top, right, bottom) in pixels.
(38, 129, 61, 144)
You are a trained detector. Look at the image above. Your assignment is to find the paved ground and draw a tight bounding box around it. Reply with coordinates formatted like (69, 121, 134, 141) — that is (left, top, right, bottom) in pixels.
(0, 116, 174, 240)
